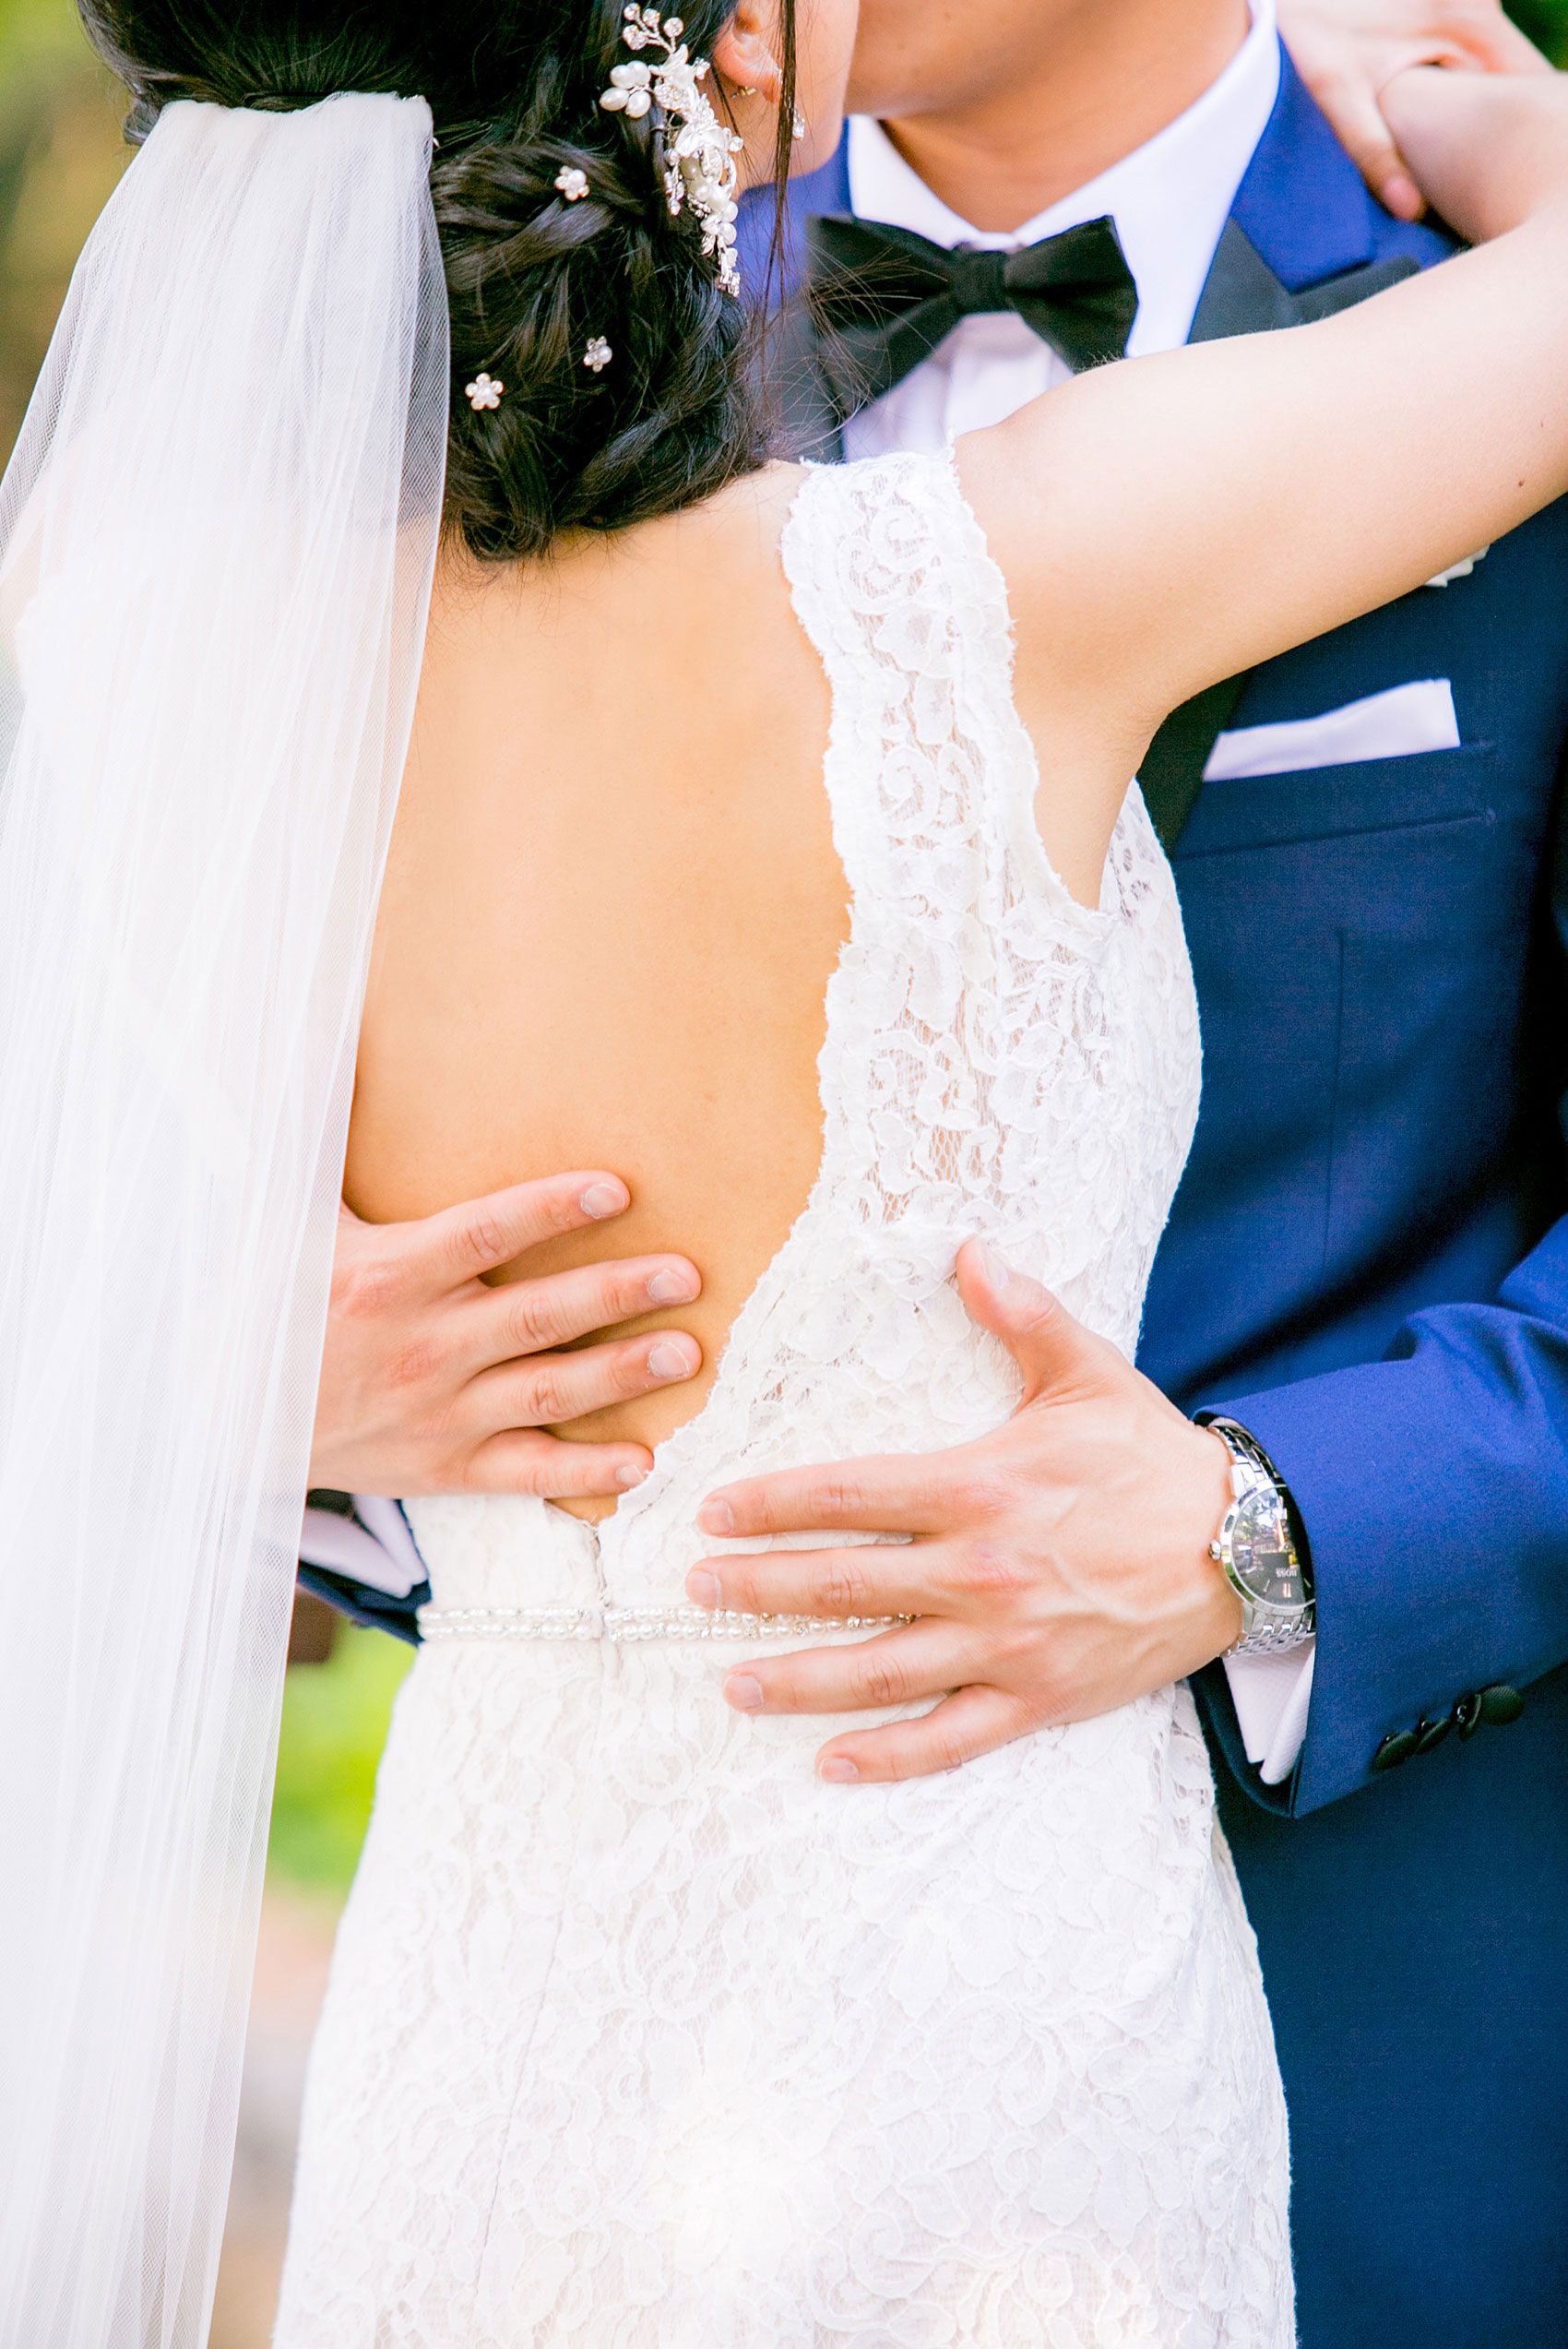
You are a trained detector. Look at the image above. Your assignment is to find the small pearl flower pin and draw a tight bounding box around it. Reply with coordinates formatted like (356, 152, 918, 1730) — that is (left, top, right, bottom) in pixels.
(583, 336, 613, 374)
(465, 373, 504, 411)
(554, 166, 589, 201)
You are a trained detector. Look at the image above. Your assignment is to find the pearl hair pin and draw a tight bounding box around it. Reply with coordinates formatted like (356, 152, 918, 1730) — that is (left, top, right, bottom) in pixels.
(465, 372, 504, 410)
(554, 164, 589, 200)
(583, 336, 613, 374)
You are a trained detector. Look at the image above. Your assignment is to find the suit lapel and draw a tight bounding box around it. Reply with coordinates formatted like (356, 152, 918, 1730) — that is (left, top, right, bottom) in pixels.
(1141, 228, 1423, 850)
(1188, 217, 1419, 345)
(1139, 58, 1434, 851)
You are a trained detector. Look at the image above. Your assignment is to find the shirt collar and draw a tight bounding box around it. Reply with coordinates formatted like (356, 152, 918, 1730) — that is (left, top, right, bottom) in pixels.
(846, 0, 1281, 356)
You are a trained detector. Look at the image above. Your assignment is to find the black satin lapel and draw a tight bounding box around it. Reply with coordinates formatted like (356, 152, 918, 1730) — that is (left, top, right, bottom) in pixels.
(1138, 674, 1250, 854)
(1292, 251, 1420, 320)
(1190, 219, 1422, 343)
(1144, 224, 1278, 849)
(1188, 220, 1300, 342)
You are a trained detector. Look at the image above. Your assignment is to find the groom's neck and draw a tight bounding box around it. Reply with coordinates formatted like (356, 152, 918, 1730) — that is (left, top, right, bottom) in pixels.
(851, 0, 1253, 233)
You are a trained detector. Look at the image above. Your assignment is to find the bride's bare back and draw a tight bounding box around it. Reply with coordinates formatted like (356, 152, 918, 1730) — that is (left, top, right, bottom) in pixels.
(347, 467, 850, 1496)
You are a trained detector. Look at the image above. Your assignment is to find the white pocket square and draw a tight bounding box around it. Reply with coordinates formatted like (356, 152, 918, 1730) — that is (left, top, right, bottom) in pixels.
(1424, 546, 1488, 589)
(1203, 677, 1460, 782)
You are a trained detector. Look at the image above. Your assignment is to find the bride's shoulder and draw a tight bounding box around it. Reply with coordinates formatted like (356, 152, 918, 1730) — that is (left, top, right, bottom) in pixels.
(695, 451, 966, 549)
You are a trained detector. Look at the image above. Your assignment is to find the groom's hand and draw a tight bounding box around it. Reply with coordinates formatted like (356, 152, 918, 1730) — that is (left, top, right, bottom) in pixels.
(310, 1174, 701, 1498)
(1279, 0, 1551, 222)
(688, 1242, 1239, 1784)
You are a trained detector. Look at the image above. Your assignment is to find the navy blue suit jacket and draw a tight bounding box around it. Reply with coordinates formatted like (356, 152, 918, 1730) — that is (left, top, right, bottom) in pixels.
(746, 54, 1568, 2346)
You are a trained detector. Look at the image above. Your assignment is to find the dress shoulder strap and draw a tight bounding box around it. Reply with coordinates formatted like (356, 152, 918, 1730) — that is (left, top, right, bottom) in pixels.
(780, 450, 1032, 906)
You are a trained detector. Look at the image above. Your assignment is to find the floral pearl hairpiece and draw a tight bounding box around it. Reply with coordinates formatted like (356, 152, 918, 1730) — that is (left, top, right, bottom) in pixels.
(600, 6, 743, 297)
(465, 372, 504, 411)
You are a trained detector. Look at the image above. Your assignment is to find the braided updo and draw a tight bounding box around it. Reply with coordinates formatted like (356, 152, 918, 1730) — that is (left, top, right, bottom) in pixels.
(76, 1, 798, 558)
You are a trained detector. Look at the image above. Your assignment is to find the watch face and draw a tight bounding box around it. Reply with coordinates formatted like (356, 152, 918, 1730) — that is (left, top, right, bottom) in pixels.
(1229, 1488, 1305, 1612)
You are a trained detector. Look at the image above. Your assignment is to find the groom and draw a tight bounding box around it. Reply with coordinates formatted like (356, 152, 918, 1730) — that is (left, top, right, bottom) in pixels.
(300, 1, 1568, 2340)
(689, 2, 1568, 2340)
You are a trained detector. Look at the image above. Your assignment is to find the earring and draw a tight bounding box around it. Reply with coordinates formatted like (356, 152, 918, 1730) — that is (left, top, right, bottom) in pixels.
(791, 107, 806, 140)
(733, 84, 756, 97)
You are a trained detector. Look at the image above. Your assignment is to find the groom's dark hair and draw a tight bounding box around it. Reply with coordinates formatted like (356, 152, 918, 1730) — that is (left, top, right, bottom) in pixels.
(77, 0, 797, 559)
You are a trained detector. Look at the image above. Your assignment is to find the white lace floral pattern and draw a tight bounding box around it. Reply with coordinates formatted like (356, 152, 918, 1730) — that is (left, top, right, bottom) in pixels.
(275, 453, 1290, 2346)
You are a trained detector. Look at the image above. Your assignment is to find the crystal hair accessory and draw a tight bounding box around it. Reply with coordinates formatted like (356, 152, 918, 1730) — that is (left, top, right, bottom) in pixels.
(583, 336, 613, 373)
(465, 371, 504, 409)
(554, 164, 589, 200)
(600, 6, 743, 297)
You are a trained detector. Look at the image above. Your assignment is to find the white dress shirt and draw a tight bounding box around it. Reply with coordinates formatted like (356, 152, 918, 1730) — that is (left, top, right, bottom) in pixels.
(845, 1, 1280, 460)
(845, 2, 1314, 1785)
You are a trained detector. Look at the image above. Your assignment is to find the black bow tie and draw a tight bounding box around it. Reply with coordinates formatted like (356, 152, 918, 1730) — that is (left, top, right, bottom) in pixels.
(804, 212, 1139, 418)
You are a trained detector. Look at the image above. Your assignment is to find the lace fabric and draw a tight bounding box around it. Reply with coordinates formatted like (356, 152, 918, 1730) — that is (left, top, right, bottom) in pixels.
(275, 453, 1290, 2346)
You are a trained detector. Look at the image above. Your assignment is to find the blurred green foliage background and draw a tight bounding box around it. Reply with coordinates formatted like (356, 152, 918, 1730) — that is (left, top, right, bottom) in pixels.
(0, 0, 125, 460)
(0, 0, 1564, 1894)
(1510, 0, 1568, 58)
(270, 1629, 412, 1892)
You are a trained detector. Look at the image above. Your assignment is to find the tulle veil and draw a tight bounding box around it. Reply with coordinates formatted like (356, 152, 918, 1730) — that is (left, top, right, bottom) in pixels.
(0, 91, 447, 2344)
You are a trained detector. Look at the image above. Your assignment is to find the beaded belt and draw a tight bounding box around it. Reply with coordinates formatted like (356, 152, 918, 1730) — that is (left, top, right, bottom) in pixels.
(418, 1603, 908, 1645)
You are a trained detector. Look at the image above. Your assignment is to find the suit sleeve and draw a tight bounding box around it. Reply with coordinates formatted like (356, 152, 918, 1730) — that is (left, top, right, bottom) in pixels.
(298, 1492, 427, 1646)
(1192, 772, 1568, 1818)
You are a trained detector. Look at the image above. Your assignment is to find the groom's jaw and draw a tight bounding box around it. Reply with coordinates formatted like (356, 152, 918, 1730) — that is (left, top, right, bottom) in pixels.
(846, 0, 1253, 233)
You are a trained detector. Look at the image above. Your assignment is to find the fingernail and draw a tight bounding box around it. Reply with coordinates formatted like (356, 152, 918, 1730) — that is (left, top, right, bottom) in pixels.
(977, 1240, 1012, 1291)
(686, 1568, 721, 1607)
(647, 1267, 698, 1305)
(725, 1674, 764, 1712)
(581, 1181, 626, 1219)
(647, 1340, 695, 1380)
(819, 1756, 859, 1784)
(697, 1497, 733, 1535)
(616, 1462, 648, 1490)
(1386, 173, 1420, 221)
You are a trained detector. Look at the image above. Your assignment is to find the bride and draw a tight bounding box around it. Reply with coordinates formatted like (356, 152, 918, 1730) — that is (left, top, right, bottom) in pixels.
(4, 0, 1568, 2343)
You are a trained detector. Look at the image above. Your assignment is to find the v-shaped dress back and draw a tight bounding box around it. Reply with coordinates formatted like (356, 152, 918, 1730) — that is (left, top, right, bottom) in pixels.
(276, 453, 1291, 2348)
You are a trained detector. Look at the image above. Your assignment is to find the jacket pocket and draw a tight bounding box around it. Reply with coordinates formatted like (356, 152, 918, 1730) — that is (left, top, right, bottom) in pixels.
(1174, 740, 1493, 859)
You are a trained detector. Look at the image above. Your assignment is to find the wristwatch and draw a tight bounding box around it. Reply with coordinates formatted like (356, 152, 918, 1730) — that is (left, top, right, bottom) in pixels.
(1194, 1413, 1315, 1657)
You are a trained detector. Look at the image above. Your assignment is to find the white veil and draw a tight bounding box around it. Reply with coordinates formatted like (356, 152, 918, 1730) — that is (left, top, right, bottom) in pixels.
(0, 92, 446, 2344)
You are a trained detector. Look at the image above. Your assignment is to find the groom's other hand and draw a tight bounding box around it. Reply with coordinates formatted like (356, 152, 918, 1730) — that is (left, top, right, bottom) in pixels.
(1279, 0, 1550, 221)
(689, 1243, 1239, 1784)
(309, 1174, 701, 1499)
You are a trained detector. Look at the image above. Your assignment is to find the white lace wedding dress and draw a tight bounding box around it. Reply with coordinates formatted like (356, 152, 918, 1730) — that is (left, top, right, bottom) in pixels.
(275, 452, 1292, 2347)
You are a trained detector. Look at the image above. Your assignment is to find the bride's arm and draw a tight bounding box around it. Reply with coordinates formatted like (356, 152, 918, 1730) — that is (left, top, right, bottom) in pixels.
(960, 69, 1568, 813)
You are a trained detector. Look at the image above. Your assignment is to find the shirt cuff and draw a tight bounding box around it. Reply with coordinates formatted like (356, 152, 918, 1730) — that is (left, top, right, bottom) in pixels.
(1222, 1640, 1316, 1785)
(299, 1494, 426, 1599)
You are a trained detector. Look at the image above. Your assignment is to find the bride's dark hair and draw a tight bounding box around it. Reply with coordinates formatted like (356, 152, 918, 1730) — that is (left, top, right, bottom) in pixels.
(76, 0, 797, 559)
